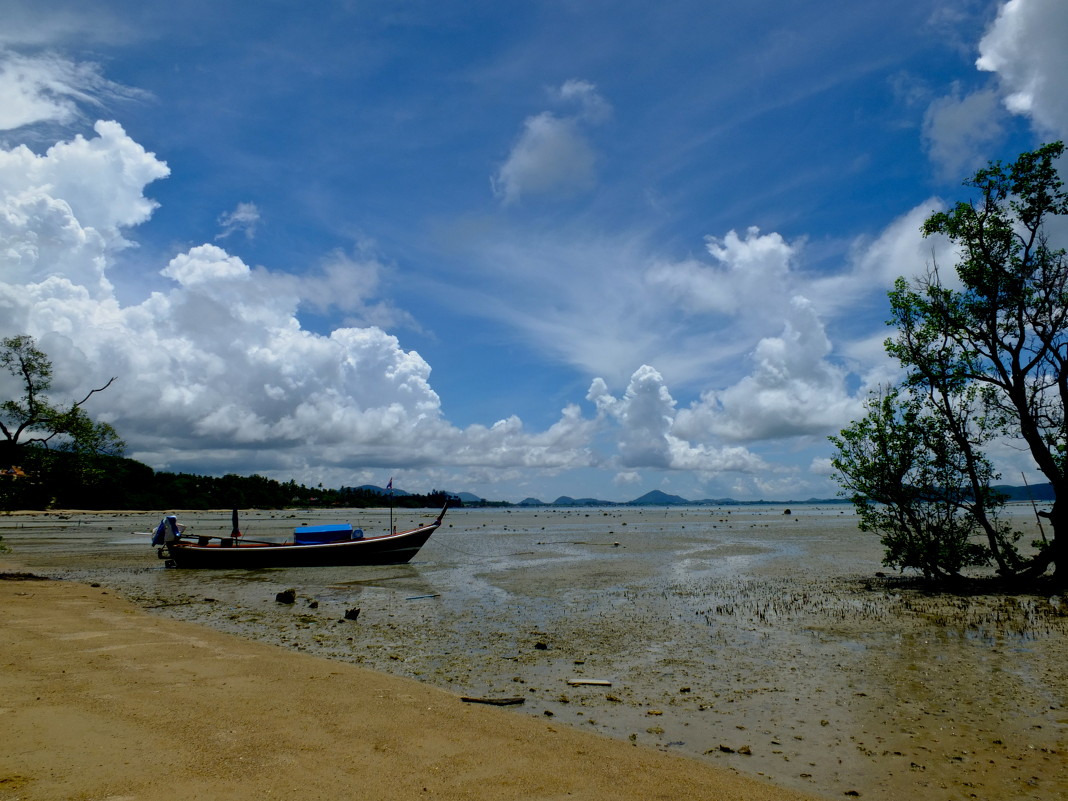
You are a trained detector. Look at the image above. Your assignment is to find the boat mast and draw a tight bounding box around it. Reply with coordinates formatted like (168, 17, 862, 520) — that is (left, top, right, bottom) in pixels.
(387, 476, 394, 534)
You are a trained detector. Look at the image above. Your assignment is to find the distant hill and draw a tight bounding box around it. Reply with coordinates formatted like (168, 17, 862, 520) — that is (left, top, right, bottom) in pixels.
(630, 490, 689, 506)
(551, 496, 607, 506)
(992, 482, 1054, 501)
(354, 484, 411, 497)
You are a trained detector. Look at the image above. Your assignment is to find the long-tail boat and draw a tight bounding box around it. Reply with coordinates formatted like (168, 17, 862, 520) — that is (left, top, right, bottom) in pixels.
(153, 505, 447, 569)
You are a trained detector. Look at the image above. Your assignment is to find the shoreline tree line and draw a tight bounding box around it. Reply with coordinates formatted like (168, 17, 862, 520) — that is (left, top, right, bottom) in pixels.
(2, 450, 458, 511)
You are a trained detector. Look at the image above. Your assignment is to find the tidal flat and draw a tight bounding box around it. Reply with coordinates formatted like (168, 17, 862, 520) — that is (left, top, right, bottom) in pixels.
(3, 504, 1066, 800)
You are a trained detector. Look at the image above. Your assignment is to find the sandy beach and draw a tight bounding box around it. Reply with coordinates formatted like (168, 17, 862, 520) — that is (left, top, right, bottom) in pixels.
(1, 573, 825, 801)
(2, 505, 1066, 800)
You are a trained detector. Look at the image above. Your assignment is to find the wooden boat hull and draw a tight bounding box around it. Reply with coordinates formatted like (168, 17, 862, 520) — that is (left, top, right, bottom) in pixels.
(161, 517, 441, 569)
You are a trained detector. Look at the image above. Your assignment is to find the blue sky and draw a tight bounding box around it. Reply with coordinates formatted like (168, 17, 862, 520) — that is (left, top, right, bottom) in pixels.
(1, 0, 1066, 502)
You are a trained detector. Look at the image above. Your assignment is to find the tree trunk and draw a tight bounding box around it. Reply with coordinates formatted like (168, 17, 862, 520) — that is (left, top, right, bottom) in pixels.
(1047, 496, 1068, 587)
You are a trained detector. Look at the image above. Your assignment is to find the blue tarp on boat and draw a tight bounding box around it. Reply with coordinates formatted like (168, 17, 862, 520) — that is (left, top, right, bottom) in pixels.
(293, 523, 360, 544)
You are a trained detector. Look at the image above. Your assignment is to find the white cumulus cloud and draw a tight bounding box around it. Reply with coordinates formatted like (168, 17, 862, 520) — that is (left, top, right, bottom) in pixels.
(588, 366, 767, 475)
(648, 226, 796, 318)
(0, 120, 168, 298)
(922, 86, 1005, 179)
(977, 0, 1068, 137)
(492, 79, 611, 205)
(674, 297, 860, 443)
(0, 117, 611, 488)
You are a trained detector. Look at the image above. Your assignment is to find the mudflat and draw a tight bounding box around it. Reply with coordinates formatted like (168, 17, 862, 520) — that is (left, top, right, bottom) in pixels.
(1, 574, 817, 801)
(2, 505, 1066, 800)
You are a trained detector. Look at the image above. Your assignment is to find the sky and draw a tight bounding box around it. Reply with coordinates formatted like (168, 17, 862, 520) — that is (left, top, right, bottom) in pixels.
(1, 0, 1066, 503)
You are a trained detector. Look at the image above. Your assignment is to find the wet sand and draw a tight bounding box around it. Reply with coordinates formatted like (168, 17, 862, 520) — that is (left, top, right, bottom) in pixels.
(2, 505, 1066, 800)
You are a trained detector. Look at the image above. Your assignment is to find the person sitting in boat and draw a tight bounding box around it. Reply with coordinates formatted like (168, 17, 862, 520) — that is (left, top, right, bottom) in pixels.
(151, 515, 186, 546)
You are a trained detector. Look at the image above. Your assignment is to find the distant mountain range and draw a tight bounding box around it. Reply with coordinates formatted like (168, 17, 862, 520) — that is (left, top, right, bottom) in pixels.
(513, 489, 849, 507)
(360, 483, 1054, 507)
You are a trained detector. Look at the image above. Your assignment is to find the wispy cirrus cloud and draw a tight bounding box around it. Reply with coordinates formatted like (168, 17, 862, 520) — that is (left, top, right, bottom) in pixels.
(0, 50, 141, 131)
(216, 201, 260, 241)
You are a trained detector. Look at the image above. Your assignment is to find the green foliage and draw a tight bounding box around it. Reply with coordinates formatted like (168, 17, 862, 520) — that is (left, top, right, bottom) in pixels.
(832, 142, 1067, 584)
(831, 388, 993, 579)
(1, 335, 126, 511)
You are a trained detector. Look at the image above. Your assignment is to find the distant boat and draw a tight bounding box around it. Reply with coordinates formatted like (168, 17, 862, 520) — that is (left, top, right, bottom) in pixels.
(155, 505, 447, 569)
